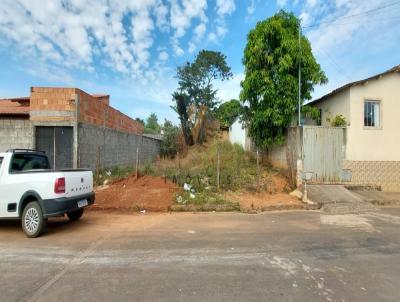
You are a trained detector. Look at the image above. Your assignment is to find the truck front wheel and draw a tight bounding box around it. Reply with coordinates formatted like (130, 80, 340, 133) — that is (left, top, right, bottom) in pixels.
(67, 208, 84, 221)
(22, 201, 46, 238)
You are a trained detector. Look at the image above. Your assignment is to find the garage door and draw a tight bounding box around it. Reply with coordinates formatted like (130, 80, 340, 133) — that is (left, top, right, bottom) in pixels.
(35, 126, 73, 169)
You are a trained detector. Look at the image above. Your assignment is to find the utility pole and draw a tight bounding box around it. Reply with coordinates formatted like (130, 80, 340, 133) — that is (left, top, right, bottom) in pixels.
(298, 20, 302, 127)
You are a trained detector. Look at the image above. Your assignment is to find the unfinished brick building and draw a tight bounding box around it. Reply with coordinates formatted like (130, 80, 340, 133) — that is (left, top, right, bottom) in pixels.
(0, 87, 160, 169)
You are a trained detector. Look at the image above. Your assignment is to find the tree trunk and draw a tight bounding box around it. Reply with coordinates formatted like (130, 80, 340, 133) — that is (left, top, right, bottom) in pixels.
(174, 93, 194, 146)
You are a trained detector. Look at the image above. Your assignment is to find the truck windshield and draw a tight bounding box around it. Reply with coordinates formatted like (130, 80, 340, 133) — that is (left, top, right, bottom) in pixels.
(10, 154, 50, 172)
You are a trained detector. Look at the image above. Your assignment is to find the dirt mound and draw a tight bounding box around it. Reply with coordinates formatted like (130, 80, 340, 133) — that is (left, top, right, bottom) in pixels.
(93, 175, 179, 212)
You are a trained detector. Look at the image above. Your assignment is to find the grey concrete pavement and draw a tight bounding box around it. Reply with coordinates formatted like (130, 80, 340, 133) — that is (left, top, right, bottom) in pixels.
(1, 208, 400, 302)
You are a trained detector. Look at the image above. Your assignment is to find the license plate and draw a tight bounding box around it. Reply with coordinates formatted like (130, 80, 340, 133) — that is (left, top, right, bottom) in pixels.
(77, 199, 88, 208)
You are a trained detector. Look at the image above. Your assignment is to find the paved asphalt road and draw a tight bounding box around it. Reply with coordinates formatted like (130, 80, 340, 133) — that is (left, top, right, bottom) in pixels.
(1, 208, 400, 302)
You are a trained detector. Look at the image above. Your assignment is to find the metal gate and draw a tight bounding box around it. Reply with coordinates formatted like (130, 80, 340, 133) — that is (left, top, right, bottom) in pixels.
(35, 126, 73, 169)
(303, 126, 345, 183)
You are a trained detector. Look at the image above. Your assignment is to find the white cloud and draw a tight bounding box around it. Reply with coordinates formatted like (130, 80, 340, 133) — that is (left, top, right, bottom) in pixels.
(187, 22, 207, 53)
(208, 32, 218, 42)
(209, 0, 236, 40)
(170, 0, 207, 38)
(0, 0, 235, 76)
(215, 73, 244, 102)
(0, 0, 163, 79)
(305, 0, 397, 53)
(158, 50, 169, 61)
(169, 0, 208, 56)
(194, 22, 207, 39)
(247, 0, 256, 15)
(277, 0, 288, 7)
(299, 11, 311, 27)
(216, 0, 236, 16)
(306, 0, 318, 8)
(154, 1, 169, 32)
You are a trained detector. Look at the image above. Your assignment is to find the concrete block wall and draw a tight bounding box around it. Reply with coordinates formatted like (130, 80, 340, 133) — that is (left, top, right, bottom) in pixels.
(0, 119, 34, 152)
(78, 123, 160, 170)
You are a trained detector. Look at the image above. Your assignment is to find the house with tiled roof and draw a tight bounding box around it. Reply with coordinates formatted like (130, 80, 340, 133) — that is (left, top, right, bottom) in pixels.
(307, 65, 400, 191)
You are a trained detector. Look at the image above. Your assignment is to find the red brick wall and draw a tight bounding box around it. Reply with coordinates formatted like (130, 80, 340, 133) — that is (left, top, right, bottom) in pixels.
(28, 87, 143, 134)
(30, 87, 76, 122)
(94, 95, 110, 105)
(77, 89, 143, 134)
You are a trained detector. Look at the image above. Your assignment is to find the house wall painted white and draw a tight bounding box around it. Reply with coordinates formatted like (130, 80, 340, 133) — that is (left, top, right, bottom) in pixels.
(313, 71, 400, 161)
(348, 72, 400, 161)
(229, 118, 246, 148)
(229, 118, 252, 151)
(309, 68, 400, 191)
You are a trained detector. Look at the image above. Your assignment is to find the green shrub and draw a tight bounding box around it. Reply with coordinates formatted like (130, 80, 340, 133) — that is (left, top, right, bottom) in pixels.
(327, 114, 347, 127)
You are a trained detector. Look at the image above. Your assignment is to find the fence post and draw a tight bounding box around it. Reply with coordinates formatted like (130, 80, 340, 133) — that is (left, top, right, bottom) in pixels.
(256, 149, 260, 191)
(135, 146, 139, 178)
(217, 145, 220, 190)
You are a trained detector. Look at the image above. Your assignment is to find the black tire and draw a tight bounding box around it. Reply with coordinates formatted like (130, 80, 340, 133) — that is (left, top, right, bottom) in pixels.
(67, 208, 84, 221)
(22, 201, 46, 238)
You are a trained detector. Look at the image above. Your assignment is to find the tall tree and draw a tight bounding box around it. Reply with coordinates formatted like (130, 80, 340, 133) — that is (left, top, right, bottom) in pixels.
(240, 10, 327, 148)
(214, 99, 242, 128)
(160, 119, 180, 158)
(173, 50, 233, 145)
(144, 113, 161, 134)
(172, 92, 194, 145)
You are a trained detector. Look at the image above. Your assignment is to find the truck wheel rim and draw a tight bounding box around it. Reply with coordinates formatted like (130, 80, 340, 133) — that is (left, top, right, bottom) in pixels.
(25, 208, 39, 233)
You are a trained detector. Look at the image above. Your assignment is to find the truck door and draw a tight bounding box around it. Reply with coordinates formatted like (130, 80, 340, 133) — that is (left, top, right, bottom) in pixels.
(0, 156, 5, 216)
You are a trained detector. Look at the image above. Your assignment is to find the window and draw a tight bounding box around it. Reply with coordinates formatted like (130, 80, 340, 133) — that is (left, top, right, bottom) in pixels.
(10, 154, 50, 172)
(364, 100, 380, 128)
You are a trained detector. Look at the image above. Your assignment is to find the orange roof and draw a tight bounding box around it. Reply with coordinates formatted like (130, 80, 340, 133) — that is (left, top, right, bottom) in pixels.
(0, 98, 30, 115)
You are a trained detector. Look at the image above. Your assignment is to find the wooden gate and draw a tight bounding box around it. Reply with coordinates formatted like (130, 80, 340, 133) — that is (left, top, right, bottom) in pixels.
(303, 126, 345, 183)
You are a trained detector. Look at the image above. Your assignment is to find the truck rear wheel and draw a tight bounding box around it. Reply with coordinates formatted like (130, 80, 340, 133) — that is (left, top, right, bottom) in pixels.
(67, 208, 84, 221)
(22, 201, 46, 238)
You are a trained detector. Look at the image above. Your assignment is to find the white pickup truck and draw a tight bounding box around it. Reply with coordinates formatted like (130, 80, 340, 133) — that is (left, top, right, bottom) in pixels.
(0, 149, 95, 237)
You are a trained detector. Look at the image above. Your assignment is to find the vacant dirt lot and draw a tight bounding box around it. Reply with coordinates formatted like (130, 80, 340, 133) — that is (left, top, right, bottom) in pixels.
(226, 191, 301, 211)
(93, 174, 179, 212)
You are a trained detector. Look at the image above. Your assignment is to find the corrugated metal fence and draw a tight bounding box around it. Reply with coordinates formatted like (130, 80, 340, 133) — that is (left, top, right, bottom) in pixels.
(303, 126, 345, 183)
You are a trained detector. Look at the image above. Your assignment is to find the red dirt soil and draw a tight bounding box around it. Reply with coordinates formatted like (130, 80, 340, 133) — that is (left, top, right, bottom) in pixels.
(92, 175, 179, 212)
(225, 191, 301, 211)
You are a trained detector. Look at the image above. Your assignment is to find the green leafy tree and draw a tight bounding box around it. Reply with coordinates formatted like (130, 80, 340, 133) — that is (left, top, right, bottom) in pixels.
(135, 117, 145, 126)
(301, 105, 320, 122)
(240, 10, 327, 148)
(176, 50, 233, 109)
(173, 50, 233, 145)
(214, 99, 242, 127)
(144, 113, 161, 134)
(160, 119, 180, 158)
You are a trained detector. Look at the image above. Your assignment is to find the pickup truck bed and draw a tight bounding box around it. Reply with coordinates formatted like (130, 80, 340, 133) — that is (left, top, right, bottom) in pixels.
(0, 149, 95, 237)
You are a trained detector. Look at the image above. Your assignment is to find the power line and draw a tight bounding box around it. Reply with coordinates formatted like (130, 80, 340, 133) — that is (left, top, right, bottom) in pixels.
(305, 15, 400, 30)
(303, 0, 400, 28)
(316, 48, 353, 83)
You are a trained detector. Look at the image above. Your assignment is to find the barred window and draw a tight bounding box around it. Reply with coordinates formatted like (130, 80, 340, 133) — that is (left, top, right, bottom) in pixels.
(364, 100, 380, 127)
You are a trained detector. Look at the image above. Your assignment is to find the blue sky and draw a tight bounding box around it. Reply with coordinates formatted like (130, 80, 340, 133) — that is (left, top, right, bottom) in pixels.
(1, 0, 399, 123)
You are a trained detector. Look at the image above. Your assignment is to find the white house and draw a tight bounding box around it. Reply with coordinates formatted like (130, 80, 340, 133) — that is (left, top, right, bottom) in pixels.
(308, 65, 400, 191)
